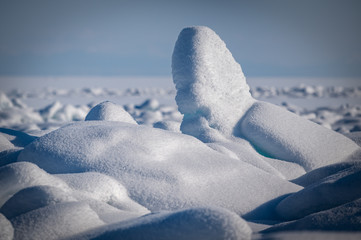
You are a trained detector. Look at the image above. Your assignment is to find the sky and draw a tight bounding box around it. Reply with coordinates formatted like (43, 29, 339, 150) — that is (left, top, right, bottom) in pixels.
(0, 0, 360, 78)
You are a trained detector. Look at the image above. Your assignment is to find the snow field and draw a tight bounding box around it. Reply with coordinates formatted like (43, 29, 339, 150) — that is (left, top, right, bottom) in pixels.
(0, 26, 360, 239)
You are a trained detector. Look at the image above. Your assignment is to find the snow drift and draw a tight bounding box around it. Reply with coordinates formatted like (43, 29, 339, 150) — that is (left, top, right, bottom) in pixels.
(18, 121, 301, 215)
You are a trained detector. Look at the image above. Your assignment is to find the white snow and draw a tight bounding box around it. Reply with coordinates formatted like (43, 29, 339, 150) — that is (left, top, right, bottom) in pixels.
(56, 172, 148, 214)
(11, 202, 105, 240)
(265, 198, 361, 232)
(0, 162, 69, 207)
(0, 185, 76, 219)
(0, 26, 360, 239)
(153, 120, 181, 132)
(18, 121, 301, 215)
(85, 101, 137, 124)
(276, 162, 361, 220)
(172, 26, 255, 139)
(240, 101, 360, 171)
(83, 207, 252, 240)
(0, 213, 13, 240)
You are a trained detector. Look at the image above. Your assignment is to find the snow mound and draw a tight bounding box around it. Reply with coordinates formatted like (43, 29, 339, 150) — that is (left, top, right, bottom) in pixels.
(18, 121, 301, 215)
(0, 128, 36, 149)
(0, 134, 14, 152)
(11, 201, 105, 240)
(240, 101, 360, 171)
(345, 131, 361, 146)
(0, 162, 69, 207)
(276, 162, 361, 220)
(172, 26, 254, 139)
(89, 207, 252, 240)
(85, 101, 137, 124)
(136, 98, 160, 111)
(172, 26, 359, 175)
(265, 198, 361, 232)
(153, 120, 181, 132)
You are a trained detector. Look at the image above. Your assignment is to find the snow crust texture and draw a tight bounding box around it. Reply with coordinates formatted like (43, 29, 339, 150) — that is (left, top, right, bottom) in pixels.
(0, 26, 360, 239)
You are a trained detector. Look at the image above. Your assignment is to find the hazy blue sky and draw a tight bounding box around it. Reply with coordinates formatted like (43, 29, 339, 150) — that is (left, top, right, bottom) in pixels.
(0, 0, 360, 77)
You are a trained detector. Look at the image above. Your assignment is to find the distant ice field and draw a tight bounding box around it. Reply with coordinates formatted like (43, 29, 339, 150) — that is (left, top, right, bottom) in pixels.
(1, 76, 360, 108)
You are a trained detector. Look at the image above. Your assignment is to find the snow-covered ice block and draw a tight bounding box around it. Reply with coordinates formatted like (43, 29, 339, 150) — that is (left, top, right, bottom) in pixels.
(0, 185, 75, 219)
(276, 162, 361, 220)
(0, 213, 13, 240)
(0, 162, 69, 207)
(172, 26, 254, 139)
(56, 172, 149, 214)
(18, 121, 301, 215)
(85, 101, 137, 124)
(87, 207, 252, 240)
(11, 201, 105, 240)
(240, 101, 360, 171)
(264, 198, 361, 232)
